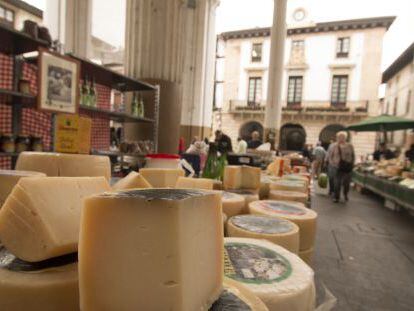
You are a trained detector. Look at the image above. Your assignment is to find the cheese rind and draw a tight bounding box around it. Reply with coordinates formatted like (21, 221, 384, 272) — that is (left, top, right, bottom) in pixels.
(269, 190, 308, 204)
(224, 166, 261, 190)
(227, 189, 259, 214)
(227, 215, 300, 254)
(0, 177, 111, 262)
(0, 247, 79, 311)
(224, 238, 315, 311)
(140, 168, 185, 187)
(0, 170, 46, 206)
(248, 200, 317, 251)
(222, 191, 246, 217)
(112, 171, 152, 190)
(79, 188, 223, 311)
(175, 176, 214, 190)
(269, 180, 308, 193)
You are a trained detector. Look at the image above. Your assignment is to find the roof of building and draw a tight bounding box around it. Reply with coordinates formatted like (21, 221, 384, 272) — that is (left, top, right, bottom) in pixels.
(2, 0, 43, 18)
(382, 42, 414, 83)
(219, 16, 396, 40)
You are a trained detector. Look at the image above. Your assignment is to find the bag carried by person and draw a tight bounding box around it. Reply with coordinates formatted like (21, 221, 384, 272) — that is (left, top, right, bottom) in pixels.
(338, 144, 353, 173)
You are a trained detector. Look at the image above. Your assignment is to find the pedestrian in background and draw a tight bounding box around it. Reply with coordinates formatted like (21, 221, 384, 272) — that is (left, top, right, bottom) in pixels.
(312, 141, 326, 179)
(325, 139, 336, 196)
(214, 130, 233, 154)
(236, 137, 248, 154)
(247, 131, 263, 149)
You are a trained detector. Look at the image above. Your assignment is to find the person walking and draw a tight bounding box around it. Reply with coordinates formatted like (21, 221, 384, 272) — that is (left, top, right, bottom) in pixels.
(312, 141, 326, 179)
(325, 139, 336, 196)
(328, 131, 355, 203)
(247, 131, 263, 149)
(214, 130, 233, 154)
(236, 137, 248, 154)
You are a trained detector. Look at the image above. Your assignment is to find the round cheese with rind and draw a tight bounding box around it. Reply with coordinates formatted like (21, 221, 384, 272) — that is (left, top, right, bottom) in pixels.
(227, 189, 260, 214)
(248, 200, 317, 251)
(224, 238, 315, 311)
(222, 191, 246, 217)
(0, 246, 79, 311)
(227, 215, 299, 253)
(299, 247, 314, 266)
(210, 278, 269, 310)
(269, 180, 307, 193)
(269, 190, 308, 204)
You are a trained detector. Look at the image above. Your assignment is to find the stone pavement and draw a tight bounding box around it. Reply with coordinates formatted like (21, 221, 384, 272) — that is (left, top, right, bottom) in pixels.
(311, 188, 414, 311)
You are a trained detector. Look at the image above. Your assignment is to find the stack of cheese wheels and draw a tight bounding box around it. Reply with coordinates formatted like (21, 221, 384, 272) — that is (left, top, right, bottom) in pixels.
(224, 238, 315, 311)
(0, 170, 46, 206)
(139, 168, 184, 187)
(248, 200, 317, 257)
(210, 277, 268, 310)
(227, 214, 300, 253)
(269, 190, 308, 204)
(112, 171, 152, 190)
(222, 191, 246, 217)
(270, 179, 308, 194)
(227, 189, 260, 213)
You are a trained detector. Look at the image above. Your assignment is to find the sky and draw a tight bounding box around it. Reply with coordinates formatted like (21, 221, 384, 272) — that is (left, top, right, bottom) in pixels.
(24, 0, 414, 69)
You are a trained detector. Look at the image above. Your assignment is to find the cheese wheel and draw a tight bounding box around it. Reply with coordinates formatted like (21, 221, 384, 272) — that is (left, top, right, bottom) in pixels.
(175, 176, 214, 190)
(0, 170, 46, 206)
(224, 238, 315, 311)
(282, 174, 309, 188)
(112, 171, 152, 190)
(270, 180, 307, 193)
(0, 247, 79, 311)
(227, 189, 259, 214)
(249, 200, 317, 251)
(222, 191, 246, 217)
(299, 247, 314, 266)
(227, 215, 300, 254)
(16, 152, 111, 180)
(224, 165, 261, 190)
(210, 277, 269, 310)
(139, 168, 185, 187)
(269, 190, 308, 204)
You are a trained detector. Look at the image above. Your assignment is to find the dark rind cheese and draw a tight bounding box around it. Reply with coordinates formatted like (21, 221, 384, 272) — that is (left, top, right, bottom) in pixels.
(210, 289, 251, 310)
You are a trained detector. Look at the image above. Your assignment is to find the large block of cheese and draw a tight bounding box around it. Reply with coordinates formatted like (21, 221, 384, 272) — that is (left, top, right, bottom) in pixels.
(0, 246, 79, 311)
(223, 165, 261, 190)
(140, 168, 185, 187)
(175, 176, 214, 190)
(16, 152, 111, 180)
(112, 171, 152, 190)
(0, 177, 111, 261)
(222, 191, 245, 217)
(269, 190, 308, 204)
(227, 215, 299, 254)
(0, 170, 46, 206)
(224, 238, 315, 311)
(79, 189, 223, 310)
(249, 200, 317, 251)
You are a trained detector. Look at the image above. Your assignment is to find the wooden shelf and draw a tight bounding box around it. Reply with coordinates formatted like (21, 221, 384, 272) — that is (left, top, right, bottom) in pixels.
(92, 150, 147, 158)
(0, 23, 49, 55)
(79, 105, 154, 123)
(0, 88, 36, 106)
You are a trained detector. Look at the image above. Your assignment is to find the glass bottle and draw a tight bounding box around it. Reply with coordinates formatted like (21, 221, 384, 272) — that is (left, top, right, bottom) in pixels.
(81, 76, 89, 106)
(90, 77, 97, 108)
(138, 94, 145, 118)
(131, 92, 139, 116)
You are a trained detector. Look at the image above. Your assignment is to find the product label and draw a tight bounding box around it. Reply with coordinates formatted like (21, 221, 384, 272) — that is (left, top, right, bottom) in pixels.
(259, 201, 306, 216)
(224, 242, 292, 284)
(231, 215, 294, 234)
(209, 289, 251, 311)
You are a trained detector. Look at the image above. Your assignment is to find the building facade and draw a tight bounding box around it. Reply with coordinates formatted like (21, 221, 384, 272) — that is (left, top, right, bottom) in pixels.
(0, 0, 42, 30)
(382, 42, 414, 149)
(214, 9, 395, 160)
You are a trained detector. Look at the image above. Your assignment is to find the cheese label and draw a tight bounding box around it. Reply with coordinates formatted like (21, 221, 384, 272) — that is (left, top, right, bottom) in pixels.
(224, 242, 292, 284)
(101, 188, 209, 201)
(230, 215, 295, 234)
(209, 289, 251, 310)
(259, 201, 306, 216)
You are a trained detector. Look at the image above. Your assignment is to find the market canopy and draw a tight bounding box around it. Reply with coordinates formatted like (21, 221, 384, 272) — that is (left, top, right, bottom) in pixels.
(346, 114, 414, 132)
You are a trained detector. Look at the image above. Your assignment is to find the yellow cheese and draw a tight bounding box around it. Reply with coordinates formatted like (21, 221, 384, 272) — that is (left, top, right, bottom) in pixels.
(0, 170, 46, 206)
(224, 238, 315, 311)
(227, 189, 260, 213)
(227, 215, 300, 254)
(0, 177, 111, 262)
(112, 171, 152, 190)
(299, 247, 314, 266)
(175, 176, 214, 190)
(79, 189, 223, 310)
(222, 192, 245, 218)
(269, 179, 308, 193)
(223, 166, 261, 190)
(249, 200, 317, 251)
(140, 168, 185, 187)
(15, 152, 111, 180)
(269, 190, 308, 204)
(0, 246, 79, 311)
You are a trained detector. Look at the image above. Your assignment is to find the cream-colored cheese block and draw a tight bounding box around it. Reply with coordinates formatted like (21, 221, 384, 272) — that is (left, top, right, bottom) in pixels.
(175, 176, 214, 190)
(0, 246, 79, 311)
(0, 177, 111, 262)
(140, 168, 185, 187)
(269, 179, 308, 193)
(222, 191, 245, 217)
(299, 247, 314, 266)
(249, 200, 317, 251)
(0, 170, 46, 206)
(269, 190, 308, 204)
(79, 189, 223, 311)
(224, 238, 315, 311)
(227, 215, 300, 254)
(224, 166, 261, 190)
(112, 171, 152, 190)
(210, 277, 269, 310)
(16, 152, 111, 180)
(227, 189, 260, 213)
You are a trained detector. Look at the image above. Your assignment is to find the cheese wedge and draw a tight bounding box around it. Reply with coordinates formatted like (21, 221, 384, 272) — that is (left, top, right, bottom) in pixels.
(223, 166, 261, 190)
(175, 177, 214, 190)
(112, 171, 152, 190)
(140, 168, 185, 187)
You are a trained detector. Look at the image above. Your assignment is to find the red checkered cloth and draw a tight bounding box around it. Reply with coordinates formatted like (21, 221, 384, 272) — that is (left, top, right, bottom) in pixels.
(0, 54, 13, 169)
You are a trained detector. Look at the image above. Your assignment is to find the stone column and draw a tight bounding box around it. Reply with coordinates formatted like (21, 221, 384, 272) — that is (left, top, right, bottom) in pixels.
(264, 0, 287, 149)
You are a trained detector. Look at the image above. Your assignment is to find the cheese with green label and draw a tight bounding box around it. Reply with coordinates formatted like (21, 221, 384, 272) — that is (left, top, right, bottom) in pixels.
(224, 238, 315, 311)
(0, 177, 111, 262)
(112, 171, 152, 190)
(79, 188, 223, 310)
(140, 168, 185, 187)
(0, 246, 79, 311)
(248, 200, 317, 251)
(222, 191, 246, 217)
(227, 215, 299, 254)
(224, 166, 261, 190)
(175, 176, 214, 190)
(299, 247, 314, 266)
(269, 190, 308, 204)
(0, 170, 46, 207)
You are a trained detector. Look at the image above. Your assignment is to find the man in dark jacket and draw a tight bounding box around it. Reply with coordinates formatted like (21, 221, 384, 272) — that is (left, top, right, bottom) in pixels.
(215, 130, 233, 154)
(373, 142, 395, 161)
